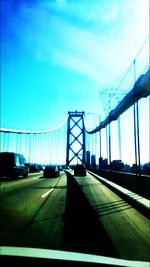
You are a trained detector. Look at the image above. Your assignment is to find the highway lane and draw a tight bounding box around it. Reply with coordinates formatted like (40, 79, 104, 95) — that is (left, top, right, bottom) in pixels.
(0, 172, 43, 195)
(0, 171, 67, 249)
(73, 171, 150, 261)
(0, 170, 149, 262)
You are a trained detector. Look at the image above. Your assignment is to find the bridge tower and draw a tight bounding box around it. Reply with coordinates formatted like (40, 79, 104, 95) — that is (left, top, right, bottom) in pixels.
(66, 111, 85, 166)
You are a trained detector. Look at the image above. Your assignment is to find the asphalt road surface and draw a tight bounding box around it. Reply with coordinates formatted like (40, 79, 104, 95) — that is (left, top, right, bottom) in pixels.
(0, 170, 149, 262)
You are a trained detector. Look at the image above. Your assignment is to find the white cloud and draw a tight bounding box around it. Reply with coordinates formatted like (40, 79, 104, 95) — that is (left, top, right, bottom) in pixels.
(4, 0, 149, 87)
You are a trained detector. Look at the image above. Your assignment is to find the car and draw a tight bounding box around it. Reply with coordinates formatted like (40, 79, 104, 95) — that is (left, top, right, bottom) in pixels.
(74, 164, 86, 176)
(43, 165, 60, 178)
(27, 164, 40, 173)
(0, 152, 29, 179)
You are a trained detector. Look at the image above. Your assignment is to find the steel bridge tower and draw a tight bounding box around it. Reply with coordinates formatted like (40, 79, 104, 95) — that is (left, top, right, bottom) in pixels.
(66, 111, 85, 166)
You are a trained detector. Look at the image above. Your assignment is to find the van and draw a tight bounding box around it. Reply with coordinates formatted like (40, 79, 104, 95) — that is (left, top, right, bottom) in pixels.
(0, 152, 28, 179)
(43, 165, 60, 178)
(74, 164, 86, 176)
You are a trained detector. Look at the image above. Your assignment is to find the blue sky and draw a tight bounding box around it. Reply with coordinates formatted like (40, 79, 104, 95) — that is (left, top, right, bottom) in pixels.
(1, 0, 149, 131)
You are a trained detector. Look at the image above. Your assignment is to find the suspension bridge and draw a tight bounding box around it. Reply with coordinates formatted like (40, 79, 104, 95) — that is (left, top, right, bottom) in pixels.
(0, 40, 150, 264)
(0, 60, 150, 197)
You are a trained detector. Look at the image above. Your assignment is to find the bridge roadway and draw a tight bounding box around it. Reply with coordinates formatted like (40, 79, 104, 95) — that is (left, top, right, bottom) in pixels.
(0, 170, 149, 262)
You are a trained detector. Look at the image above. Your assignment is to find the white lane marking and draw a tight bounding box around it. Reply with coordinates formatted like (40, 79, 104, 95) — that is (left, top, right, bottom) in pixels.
(42, 188, 54, 198)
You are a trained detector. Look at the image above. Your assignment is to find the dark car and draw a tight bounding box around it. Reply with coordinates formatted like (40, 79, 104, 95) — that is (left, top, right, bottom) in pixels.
(28, 164, 40, 173)
(43, 165, 60, 178)
(0, 152, 28, 179)
(74, 164, 86, 176)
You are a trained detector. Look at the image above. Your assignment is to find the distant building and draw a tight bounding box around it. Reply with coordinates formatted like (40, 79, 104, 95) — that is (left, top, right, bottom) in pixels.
(99, 157, 108, 170)
(91, 155, 96, 169)
(111, 160, 124, 171)
(85, 150, 90, 168)
(142, 162, 150, 175)
(124, 164, 132, 173)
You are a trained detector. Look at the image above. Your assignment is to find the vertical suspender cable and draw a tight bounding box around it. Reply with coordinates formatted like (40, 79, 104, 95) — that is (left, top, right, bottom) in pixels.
(16, 133, 19, 153)
(134, 60, 141, 176)
(54, 130, 56, 163)
(2, 132, 6, 151)
(39, 133, 42, 164)
(136, 99, 141, 176)
(94, 133, 96, 161)
(25, 134, 28, 161)
(30, 134, 33, 163)
(52, 130, 54, 164)
(99, 130, 102, 158)
(96, 133, 98, 165)
(92, 134, 93, 156)
(7, 133, 9, 151)
(45, 133, 48, 164)
(106, 126, 109, 166)
(108, 120, 112, 173)
(49, 132, 51, 165)
(19, 133, 21, 154)
(35, 133, 38, 163)
(33, 133, 36, 163)
(41, 133, 44, 164)
(51, 131, 54, 165)
(118, 116, 122, 160)
(50, 132, 52, 165)
(133, 60, 138, 176)
(32, 134, 35, 163)
(28, 134, 31, 163)
(38, 133, 41, 164)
